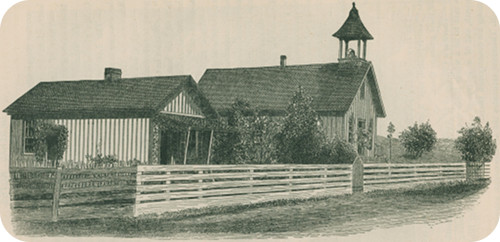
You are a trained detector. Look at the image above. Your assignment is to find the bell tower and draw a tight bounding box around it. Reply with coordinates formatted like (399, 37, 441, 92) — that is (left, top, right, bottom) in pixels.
(333, 2, 373, 61)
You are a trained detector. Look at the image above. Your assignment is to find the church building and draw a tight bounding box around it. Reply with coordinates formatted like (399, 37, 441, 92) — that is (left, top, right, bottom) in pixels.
(198, 3, 386, 156)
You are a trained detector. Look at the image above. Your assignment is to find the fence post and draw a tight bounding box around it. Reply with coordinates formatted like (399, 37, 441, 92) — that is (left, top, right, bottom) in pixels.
(198, 170, 204, 198)
(249, 168, 254, 194)
(133, 166, 141, 217)
(352, 157, 364, 193)
(288, 168, 293, 192)
(323, 167, 328, 190)
(52, 166, 62, 222)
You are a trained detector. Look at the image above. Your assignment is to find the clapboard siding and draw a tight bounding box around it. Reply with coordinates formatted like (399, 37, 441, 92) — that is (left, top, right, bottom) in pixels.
(47, 118, 150, 163)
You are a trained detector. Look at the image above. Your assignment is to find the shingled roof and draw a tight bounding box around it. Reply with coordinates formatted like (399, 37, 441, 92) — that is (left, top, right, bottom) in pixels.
(198, 61, 385, 117)
(4, 75, 216, 119)
(333, 3, 373, 41)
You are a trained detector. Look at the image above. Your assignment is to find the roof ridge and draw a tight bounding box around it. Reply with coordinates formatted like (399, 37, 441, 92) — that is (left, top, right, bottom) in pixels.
(205, 62, 338, 71)
(37, 74, 192, 84)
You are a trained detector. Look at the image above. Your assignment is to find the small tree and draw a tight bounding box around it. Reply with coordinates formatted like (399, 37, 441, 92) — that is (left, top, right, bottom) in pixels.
(399, 121, 437, 158)
(455, 117, 496, 163)
(387, 122, 395, 162)
(276, 87, 324, 163)
(212, 99, 279, 164)
(212, 100, 251, 164)
(33, 122, 68, 166)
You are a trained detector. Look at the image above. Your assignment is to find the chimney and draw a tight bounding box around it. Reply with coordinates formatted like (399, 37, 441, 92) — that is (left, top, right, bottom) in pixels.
(280, 55, 287, 67)
(104, 67, 122, 81)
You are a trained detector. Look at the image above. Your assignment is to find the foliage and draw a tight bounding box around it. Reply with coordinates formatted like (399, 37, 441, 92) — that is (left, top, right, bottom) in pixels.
(33, 121, 68, 165)
(387, 122, 395, 138)
(275, 87, 324, 164)
(84, 154, 141, 167)
(357, 128, 371, 154)
(399, 121, 437, 158)
(455, 117, 496, 163)
(348, 114, 355, 144)
(367, 119, 374, 150)
(212, 99, 279, 164)
(236, 115, 279, 164)
(85, 154, 120, 166)
(326, 138, 357, 164)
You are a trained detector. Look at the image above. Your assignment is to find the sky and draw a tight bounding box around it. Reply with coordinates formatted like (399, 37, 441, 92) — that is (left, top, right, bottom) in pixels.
(0, 0, 499, 241)
(0, 0, 499, 140)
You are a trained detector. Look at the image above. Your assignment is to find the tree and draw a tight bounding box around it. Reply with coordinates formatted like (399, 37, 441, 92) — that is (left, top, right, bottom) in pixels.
(212, 99, 279, 164)
(212, 100, 252, 164)
(276, 87, 324, 163)
(33, 122, 68, 166)
(399, 121, 437, 158)
(387, 122, 395, 162)
(455, 117, 496, 163)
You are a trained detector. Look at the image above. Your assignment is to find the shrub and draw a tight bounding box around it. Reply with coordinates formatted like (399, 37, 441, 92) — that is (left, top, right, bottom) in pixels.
(316, 138, 357, 164)
(399, 121, 437, 158)
(275, 87, 324, 164)
(86, 154, 120, 166)
(212, 100, 279, 164)
(33, 121, 68, 166)
(237, 115, 279, 164)
(332, 138, 358, 164)
(455, 117, 496, 163)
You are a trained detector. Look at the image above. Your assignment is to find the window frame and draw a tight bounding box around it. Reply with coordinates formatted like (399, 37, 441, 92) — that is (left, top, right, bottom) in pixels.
(23, 119, 36, 154)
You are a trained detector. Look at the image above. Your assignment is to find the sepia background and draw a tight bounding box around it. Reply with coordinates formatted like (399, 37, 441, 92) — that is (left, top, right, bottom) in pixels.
(0, 0, 499, 241)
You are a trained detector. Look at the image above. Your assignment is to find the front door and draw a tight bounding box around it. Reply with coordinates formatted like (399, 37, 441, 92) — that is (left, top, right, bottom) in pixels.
(160, 130, 183, 165)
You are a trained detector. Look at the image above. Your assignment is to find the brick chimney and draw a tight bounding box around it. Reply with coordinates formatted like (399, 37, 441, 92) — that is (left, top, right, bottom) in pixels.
(104, 68, 122, 81)
(280, 55, 287, 67)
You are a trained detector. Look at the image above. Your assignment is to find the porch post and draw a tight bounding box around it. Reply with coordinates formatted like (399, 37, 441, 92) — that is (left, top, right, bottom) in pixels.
(207, 129, 214, 165)
(183, 127, 191, 165)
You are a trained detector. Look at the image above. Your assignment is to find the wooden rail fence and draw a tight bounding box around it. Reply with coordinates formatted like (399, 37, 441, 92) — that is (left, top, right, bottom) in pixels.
(9, 161, 490, 220)
(10, 166, 136, 221)
(134, 164, 353, 216)
(363, 163, 466, 192)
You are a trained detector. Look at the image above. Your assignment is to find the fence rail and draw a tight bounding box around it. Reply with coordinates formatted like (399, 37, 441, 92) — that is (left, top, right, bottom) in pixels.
(134, 164, 352, 216)
(10, 161, 489, 220)
(363, 163, 466, 192)
(10, 167, 137, 221)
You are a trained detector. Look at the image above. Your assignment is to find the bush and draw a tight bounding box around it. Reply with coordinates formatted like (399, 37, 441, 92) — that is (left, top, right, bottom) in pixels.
(332, 138, 358, 164)
(212, 100, 279, 164)
(455, 117, 496, 163)
(85, 154, 120, 166)
(316, 138, 357, 164)
(399, 121, 437, 158)
(33, 121, 68, 166)
(275, 87, 324, 164)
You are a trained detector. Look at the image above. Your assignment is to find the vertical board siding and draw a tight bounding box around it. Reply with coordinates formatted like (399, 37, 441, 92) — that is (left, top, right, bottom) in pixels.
(162, 91, 204, 117)
(320, 116, 344, 141)
(52, 118, 149, 163)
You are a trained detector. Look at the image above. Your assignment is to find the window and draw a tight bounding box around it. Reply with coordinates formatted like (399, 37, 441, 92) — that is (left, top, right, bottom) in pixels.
(358, 118, 366, 130)
(360, 82, 365, 100)
(23, 120, 36, 154)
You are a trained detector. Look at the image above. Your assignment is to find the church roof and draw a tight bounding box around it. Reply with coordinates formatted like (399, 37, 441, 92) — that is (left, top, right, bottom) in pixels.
(198, 61, 386, 117)
(333, 3, 374, 41)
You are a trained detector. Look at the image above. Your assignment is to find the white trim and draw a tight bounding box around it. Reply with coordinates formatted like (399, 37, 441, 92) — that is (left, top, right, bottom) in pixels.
(160, 111, 205, 118)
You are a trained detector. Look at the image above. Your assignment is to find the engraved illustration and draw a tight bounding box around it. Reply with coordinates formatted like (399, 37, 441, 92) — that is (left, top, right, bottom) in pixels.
(1, 1, 498, 240)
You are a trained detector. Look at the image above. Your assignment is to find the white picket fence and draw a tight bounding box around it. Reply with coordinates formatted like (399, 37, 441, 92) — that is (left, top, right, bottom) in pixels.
(363, 163, 467, 192)
(134, 164, 352, 216)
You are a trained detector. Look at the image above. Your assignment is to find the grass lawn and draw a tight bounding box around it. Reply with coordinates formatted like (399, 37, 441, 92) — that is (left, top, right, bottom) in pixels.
(13, 179, 489, 239)
(367, 136, 462, 163)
